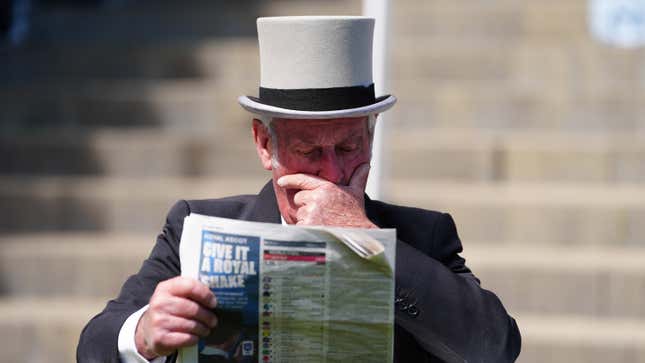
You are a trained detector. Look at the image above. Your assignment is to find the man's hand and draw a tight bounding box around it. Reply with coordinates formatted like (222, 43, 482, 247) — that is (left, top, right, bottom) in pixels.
(277, 163, 377, 228)
(135, 276, 218, 359)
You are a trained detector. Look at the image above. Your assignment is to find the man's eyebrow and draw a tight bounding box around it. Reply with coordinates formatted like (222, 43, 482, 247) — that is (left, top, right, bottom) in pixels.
(339, 131, 363, 143)
(289, 137, 316, 145)
(290, 130, 364, 145)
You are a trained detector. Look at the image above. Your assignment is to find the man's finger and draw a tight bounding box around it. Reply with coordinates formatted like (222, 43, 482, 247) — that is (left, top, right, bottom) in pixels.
(163, 315, 212, 337)
(277, 173, 328, 190)
(293, 190, 311, 206)
(161, 296, 218, 328)
(349, 163, 371, 192)
(164, 276, 217, 309)
(158, 332, 199, 351)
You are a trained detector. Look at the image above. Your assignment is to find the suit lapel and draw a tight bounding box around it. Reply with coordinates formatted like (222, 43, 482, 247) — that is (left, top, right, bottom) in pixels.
(247, 180, 282, 224)
(365, 195, 385, 228)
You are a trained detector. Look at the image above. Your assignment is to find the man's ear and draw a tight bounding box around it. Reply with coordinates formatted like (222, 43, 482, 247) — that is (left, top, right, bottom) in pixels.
(252, 118, 273, 171)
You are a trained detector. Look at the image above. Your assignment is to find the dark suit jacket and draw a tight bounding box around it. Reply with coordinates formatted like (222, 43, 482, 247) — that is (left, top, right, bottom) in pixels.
(77, 181, 521, 363)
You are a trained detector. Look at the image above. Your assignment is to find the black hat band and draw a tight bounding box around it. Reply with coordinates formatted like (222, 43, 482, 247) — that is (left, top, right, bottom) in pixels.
(258, 84, 375, 111)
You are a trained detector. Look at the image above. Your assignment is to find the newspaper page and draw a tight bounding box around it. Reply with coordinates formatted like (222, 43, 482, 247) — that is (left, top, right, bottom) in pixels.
(178, 214, 396, 363)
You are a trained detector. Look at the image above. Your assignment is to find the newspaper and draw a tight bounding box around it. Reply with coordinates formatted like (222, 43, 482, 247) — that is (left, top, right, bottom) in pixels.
(178, 213, 396, 363)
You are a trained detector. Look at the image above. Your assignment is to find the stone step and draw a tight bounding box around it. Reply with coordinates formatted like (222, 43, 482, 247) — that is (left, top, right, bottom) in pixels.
(387, 129, 645, 183)
(2, 177, 645, 246)
(1, 39, 259, 84)
(0, 233, 150, 299)
(391, 1, 590, 41)
(387, 181, 645, 246)
(0, 297, 106, 363)
(391, 0, 524, 40)
(390, 84, 645, 132)
(517, 313, 645, 363)
(2, 43, 205, 82)
(507, 43, 645, 88)
(0, 128, 262, 177)
(466, 244, 645, 320)
(392, 77, 645, 115)
(3, 234, 645, 322)
(26, 0, 263, 47)
(0, 176, 268, 233)
(391, 39, 645, 89)
(0, 78, 255, 133)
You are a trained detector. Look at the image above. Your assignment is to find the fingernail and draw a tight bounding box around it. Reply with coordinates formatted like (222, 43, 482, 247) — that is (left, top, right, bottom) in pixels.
(277, 177, 285, 187)
(210, 315, 218, 328)
(209, 296, 217, 308)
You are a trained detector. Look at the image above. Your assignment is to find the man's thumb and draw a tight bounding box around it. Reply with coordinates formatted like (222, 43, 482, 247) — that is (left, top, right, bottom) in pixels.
(349, 163, 371, 191)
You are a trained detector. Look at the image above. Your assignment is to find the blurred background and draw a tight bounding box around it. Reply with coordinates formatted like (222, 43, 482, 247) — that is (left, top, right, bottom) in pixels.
(1, 0, 645, 362)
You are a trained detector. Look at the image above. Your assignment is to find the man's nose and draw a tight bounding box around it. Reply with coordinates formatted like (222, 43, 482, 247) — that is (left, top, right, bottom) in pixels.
(317, 148, 344, 185)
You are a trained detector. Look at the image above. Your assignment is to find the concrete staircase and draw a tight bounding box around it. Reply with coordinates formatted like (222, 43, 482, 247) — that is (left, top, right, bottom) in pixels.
(1, 1, 645, 362)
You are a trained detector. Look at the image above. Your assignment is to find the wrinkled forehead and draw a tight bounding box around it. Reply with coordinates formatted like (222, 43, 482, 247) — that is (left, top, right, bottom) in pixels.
(272, 116, 368, 138)
(272, 117, 369, 144)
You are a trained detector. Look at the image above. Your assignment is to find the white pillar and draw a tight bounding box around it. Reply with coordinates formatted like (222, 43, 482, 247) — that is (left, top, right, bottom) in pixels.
(363, 0, 391, 200)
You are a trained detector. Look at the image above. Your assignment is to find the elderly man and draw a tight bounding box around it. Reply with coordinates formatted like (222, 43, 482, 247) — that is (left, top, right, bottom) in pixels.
(78, 16, 520, 363)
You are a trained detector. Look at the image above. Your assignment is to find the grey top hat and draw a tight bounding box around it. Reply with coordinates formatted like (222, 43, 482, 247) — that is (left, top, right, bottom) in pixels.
(238, 16, 397, 119)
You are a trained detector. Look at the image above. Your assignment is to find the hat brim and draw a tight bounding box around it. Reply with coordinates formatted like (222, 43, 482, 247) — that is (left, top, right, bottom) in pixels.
(238, 94, 396, 119)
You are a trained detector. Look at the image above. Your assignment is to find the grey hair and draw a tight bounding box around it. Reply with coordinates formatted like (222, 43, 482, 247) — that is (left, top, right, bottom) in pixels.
(367, 114, 377, 137)
(255, 115, 280, 167)
(256, 115, 273, 128)
(256, 115, 278, 153)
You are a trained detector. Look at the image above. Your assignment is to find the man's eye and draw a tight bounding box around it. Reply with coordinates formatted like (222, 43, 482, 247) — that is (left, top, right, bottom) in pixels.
(337, 145, 358, 153)
(297, 148, 317, 156)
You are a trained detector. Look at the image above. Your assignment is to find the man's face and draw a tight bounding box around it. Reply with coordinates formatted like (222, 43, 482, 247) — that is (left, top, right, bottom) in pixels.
(253, 116, 372, 224)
